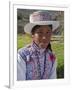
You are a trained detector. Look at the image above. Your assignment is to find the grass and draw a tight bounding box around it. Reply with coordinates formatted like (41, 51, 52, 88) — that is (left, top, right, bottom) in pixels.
(52, 42, 64, 66)
(51, 42, 64, 78)
(17, 34, 32, 49)
(17, 34, 64, 78)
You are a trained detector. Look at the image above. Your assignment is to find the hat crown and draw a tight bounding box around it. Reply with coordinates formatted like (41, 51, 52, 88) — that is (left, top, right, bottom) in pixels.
(24, 11, 60, 34)
(30, 11, 53, 23)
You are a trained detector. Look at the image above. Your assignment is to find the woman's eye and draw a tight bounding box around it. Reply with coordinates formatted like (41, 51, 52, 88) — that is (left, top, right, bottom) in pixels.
(37, 32, 43, 34)
(36, 31, 52, 35)
(47, 32, 49, 33)
(47, 32, 51, 34)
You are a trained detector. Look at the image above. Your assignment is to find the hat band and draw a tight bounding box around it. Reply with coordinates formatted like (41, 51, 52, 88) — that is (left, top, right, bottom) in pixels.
(30, 13, 51, 22)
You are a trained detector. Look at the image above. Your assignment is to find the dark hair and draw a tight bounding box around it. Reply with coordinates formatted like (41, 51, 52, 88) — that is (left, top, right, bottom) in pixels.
(47, 43, 52, 52)
(31, 25, 52, 35)
(31, 25, 52, 52)
(31, 25, 41, 35)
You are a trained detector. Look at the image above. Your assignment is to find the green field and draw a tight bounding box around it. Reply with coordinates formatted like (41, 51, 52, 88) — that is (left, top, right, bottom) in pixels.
(17, 34, 64, 78)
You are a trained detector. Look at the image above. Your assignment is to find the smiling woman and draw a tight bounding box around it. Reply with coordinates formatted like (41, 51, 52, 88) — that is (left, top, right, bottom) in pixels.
(17, 11, 60, 80)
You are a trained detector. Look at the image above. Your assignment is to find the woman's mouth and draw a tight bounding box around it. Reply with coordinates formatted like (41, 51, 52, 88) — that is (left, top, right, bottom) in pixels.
(39, 42, 48, 48)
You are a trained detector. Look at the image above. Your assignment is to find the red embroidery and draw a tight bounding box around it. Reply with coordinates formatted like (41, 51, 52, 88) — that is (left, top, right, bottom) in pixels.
(49, 53, 56, 62)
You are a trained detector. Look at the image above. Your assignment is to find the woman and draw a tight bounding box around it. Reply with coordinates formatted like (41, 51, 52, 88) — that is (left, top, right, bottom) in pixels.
(17, 11, 59, 80)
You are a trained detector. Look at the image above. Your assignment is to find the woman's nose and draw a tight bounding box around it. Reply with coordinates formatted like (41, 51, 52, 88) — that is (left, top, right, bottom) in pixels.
(42, 36, 46, 39)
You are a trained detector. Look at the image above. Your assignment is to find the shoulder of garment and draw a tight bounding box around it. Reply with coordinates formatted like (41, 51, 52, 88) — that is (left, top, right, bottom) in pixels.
(18, 44, 34, 62)
(47, 49, 56, 63)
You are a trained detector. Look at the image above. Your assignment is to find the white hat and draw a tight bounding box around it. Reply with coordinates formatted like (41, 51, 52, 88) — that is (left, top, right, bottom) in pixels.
(24, 11, 60, 34)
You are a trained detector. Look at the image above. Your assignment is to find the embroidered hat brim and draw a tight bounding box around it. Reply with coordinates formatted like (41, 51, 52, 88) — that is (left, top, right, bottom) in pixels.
(24, 21, 60, 34)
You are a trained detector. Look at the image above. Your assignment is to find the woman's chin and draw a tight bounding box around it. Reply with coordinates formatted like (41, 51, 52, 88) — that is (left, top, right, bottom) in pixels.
(39, 43, 48, 49)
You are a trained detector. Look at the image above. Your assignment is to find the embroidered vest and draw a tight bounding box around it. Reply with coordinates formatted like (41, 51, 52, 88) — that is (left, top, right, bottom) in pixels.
(18, 43, 55, 80)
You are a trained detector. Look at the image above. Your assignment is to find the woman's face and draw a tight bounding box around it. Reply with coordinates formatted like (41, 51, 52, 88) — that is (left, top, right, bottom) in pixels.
(32, 25, 52, 49)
